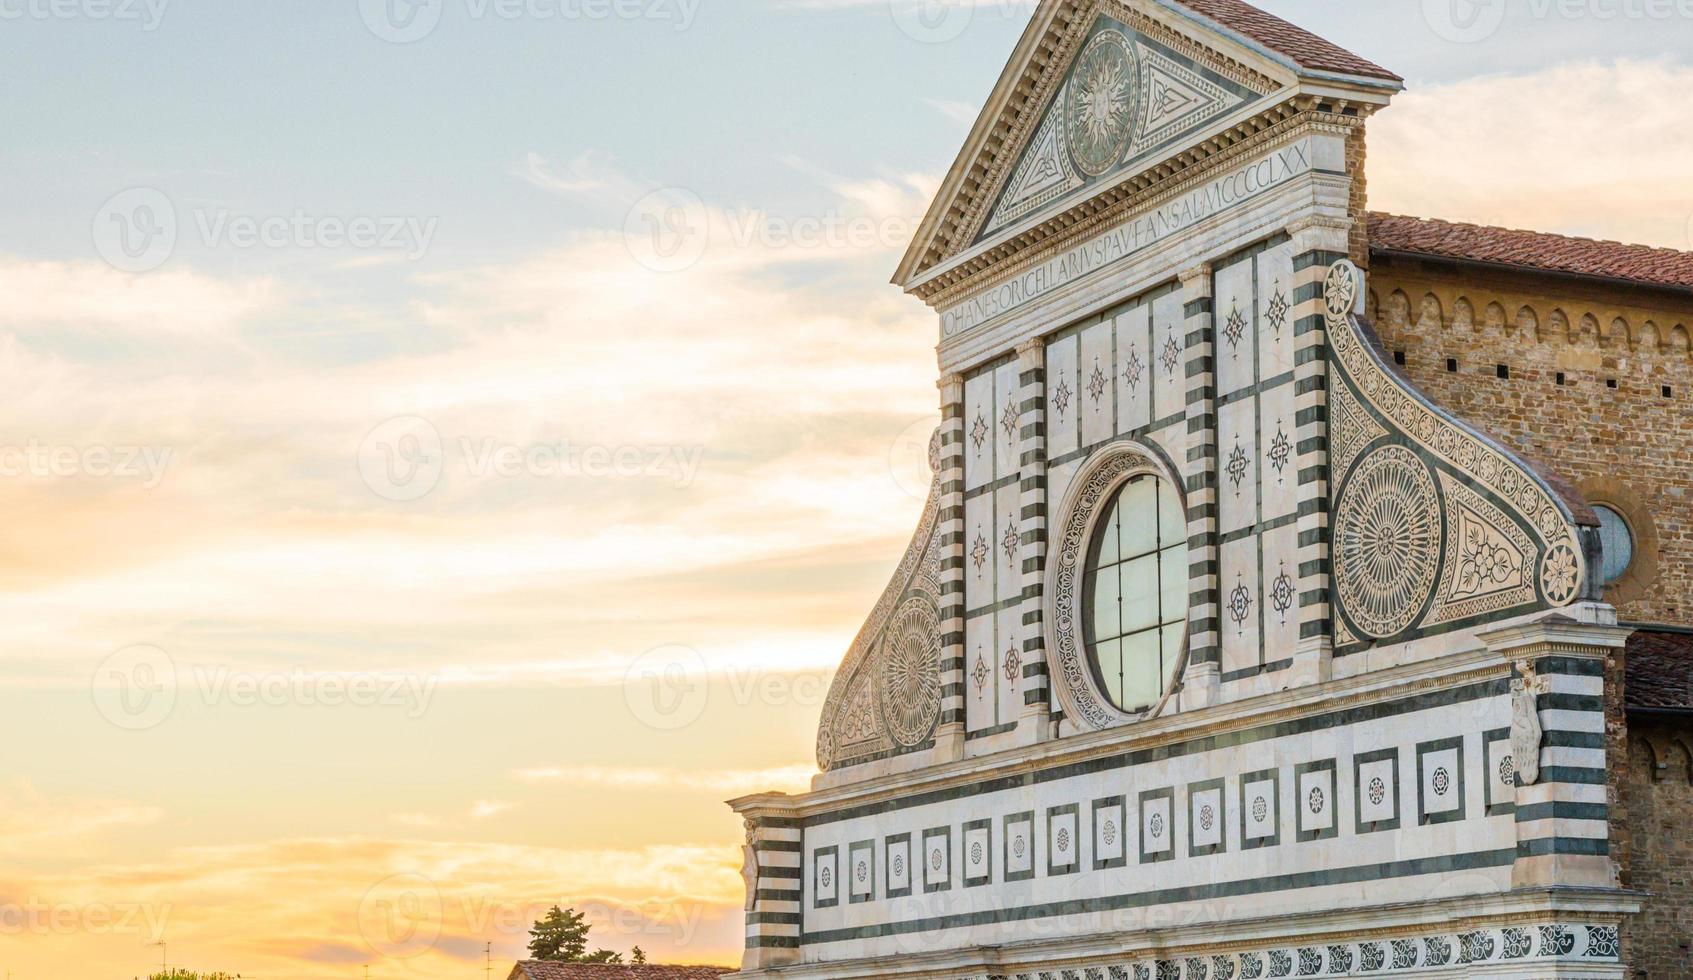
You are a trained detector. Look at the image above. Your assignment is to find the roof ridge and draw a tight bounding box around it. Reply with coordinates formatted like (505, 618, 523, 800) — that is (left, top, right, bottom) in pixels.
(1368, 211, 1693, 256)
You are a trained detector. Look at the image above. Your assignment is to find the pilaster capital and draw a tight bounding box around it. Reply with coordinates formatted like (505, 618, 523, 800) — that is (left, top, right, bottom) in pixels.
(1178, 263, 1213, 295)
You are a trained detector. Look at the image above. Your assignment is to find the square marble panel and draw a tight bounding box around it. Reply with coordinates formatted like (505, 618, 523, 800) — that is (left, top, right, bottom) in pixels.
(1260, 522, 1300, 662)
(963, 820, 992, 886)
(1189, 779, 1226, 856)
(1419, 738, 1466, 824)
(1114, 304, 1153, 435)
(848, 839, 874, 903)
(1004, 812, 1035, 881)
(962, 370, 997, 492)
(1355, 749, 1401, 832)
(813, 845, 839, 908)
(1140, 788, 1175, 863)
(885, 834, 912, 899)
(1256, 240, 1297, 379)
(1092, 797, 1127, 870)
(1045, 333, 1080, 457)
(1048, 804, 1080, 875)
(1258, 379, 1297, 521)
(1296, 760, 1338, 842)
(1150, 292, 1185, 422)
(1214, 256, 1256, 397)
(921, 827, 950, 893)
(993, 358, 1020, 483)
(1485, 730, 1516, 816)
(1219, 534, 1262, 677)
(1241, 769, 1280, 847)
(1218, 395, 1259, 535)
(1079, 321, 1115, 448)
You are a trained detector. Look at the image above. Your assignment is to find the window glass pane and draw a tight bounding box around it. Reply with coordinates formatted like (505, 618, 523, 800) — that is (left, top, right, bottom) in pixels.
(1082, 471, 1189, 715)
(1157, 479, 1185, 543)
(1092, 563, 1122, 641)
(1094, 637, 1123, 708)
(1120, 630, 1162, 710)
(1118, 477, 1159, 558)
(1160, 625, 1187, 689)
(1594, 505, 1634, 586)
(1159, 546, 1186, 626)
(1119, 555, 1160, 634)
(1096, 497, 1121, 566)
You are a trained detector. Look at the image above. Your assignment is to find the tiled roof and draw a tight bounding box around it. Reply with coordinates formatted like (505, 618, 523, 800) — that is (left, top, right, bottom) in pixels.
(1627, 630, 1693, 712)
(1176, 0, 1401, 82)
(1369, 213, 1693, 291)
(508, 963, 733, 980)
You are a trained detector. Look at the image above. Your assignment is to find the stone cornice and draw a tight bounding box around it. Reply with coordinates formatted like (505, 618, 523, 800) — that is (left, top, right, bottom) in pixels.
(729, 887, 1643, 979)
(913, 105, 1364, 312)
(734, 637, 1513, 820)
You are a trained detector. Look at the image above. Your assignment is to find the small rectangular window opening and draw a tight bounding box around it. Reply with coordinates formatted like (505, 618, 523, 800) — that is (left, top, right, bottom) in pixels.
(1446, 358, 1458, 373)
(1606, 378, 1619, 389)
(1556, 372, 1567, 386)
(1664, 386, 1675, 399)
(1496, 364, 1510, 380)
(1393, 350, 1406, 366)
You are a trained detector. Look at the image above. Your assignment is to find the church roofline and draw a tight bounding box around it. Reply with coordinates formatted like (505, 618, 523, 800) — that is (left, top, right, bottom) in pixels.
(1370, 212, 1693, 294)
(892, 0, 1400, 290)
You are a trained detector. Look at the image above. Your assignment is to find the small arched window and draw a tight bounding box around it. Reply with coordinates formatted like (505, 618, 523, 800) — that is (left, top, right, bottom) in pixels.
(1082, 473, 1188, 713)
(1593, 504, 1636, 587)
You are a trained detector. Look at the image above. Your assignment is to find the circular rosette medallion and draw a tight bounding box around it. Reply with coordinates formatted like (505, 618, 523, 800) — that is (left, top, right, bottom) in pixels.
(1064, 30, 1139, 177)
(1334, 445, 1442, 639)
(879, 600, 941, 747)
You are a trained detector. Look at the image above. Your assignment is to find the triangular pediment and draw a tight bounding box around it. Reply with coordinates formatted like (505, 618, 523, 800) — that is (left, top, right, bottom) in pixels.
(982, 16, 1255, 238)
(895, 0, 1400, 293)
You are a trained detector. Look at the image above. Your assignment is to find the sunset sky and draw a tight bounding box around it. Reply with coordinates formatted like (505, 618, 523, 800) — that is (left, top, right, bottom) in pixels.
(7, 1, 1693, 977)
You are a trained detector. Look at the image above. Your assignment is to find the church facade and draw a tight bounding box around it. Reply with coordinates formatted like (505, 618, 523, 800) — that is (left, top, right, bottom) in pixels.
(729, 2, 1693, 976)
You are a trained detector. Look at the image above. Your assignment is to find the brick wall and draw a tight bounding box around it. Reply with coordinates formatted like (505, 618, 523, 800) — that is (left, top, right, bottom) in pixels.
(1365, 256, 1693, 628)
(1622, 719, 1693, 978)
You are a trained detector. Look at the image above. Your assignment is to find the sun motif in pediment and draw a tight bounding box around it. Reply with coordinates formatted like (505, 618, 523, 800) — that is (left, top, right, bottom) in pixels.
(1064, 30, 1138, 177)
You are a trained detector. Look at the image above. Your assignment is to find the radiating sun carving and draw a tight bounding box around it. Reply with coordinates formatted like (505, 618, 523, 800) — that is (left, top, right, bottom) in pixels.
(1065, 31, 1138, 177)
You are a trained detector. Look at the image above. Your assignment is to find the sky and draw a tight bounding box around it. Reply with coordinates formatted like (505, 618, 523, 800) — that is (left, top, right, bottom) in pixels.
(5, 1, 1693, 977)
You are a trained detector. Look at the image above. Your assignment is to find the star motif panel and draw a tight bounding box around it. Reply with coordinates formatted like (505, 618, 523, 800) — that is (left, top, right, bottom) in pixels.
(1212, 240, 1298, 680)
(963, 356, 1029, 737)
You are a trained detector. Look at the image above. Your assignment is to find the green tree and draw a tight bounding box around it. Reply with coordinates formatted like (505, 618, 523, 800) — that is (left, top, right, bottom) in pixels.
(147, 971, 238, 980)
(631, 946, 647, 965)
(526, 905, 622, 963)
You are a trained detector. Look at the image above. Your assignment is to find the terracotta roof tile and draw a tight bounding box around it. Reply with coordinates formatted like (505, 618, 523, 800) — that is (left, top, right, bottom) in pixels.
(1369, 212, 1693, 291)
(1627, 630, 1693, 712)
(508, 963, 733, 980)
(1175, 0, 1401, 82)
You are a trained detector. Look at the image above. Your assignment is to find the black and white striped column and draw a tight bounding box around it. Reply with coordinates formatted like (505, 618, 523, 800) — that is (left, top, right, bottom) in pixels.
(1015, 337, 1050, 742)
(935, 373, 967, 758)
(1289, 219, 1348, 683)
(1179, 263, 1220, 708)
(1483, 619, 1631, 890)
(740, 813, 802, 968)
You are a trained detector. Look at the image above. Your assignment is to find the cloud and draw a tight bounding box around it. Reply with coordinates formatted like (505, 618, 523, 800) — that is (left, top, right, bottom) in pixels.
(508, 764, 816, 795)
(0, 258, 281, 336)
(1370, 59, 1693, 250)
(470, 800, 516, 819)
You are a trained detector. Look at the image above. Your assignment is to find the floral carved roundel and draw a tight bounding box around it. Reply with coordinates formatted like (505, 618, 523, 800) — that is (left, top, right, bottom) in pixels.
(1334, 445, 1442, 639)
(1064, 30, 1138, 177)
(879, 600, 941, 748)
